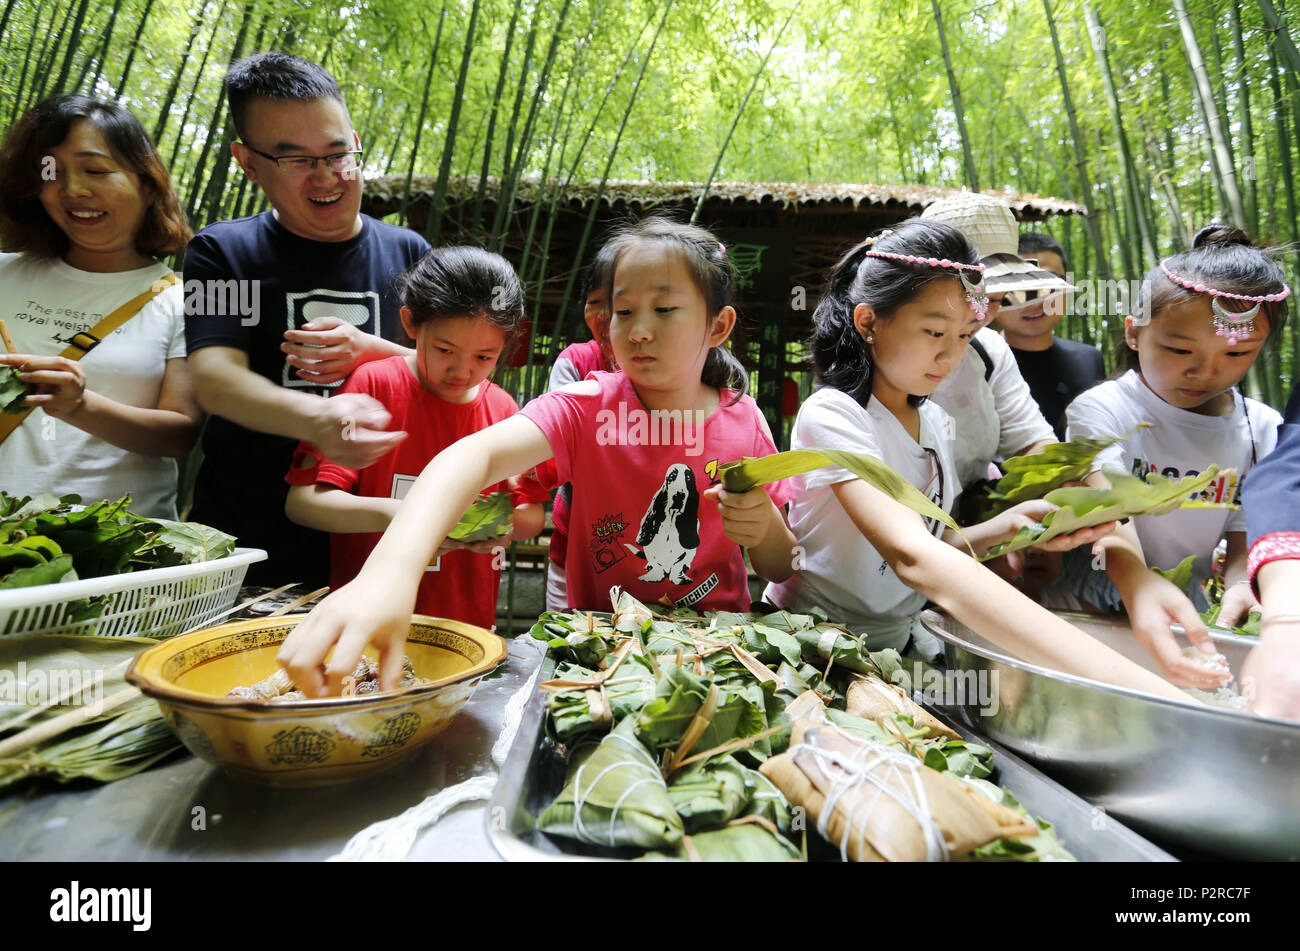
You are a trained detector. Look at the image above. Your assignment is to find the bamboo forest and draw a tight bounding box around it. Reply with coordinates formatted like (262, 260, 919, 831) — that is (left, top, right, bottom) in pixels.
(4, 0, 1300, 411)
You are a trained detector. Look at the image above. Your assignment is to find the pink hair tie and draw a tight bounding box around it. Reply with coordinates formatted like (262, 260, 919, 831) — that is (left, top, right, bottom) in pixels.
(1158, 258, 1291, 345)
(718, 242, 726, 255)
(863, 250, 990, 322)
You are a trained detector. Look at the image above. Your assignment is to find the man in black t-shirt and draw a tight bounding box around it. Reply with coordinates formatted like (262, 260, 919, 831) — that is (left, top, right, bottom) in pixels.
(1001, 232, 1105, 439)
(185, 53, 430, 585)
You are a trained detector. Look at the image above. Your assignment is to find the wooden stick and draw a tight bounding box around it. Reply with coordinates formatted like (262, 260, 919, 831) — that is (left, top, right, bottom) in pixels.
(0, 319, 16, 354)
(0, 685, 140, 759)
(267, 586, 330, 617)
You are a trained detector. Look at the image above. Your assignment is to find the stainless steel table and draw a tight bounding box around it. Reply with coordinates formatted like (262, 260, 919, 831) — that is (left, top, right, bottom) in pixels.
(0, 635, 549, 862)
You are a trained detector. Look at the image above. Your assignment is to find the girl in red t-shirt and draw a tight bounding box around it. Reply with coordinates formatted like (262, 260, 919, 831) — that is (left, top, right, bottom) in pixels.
(282, 246, 546, 632)
(280, 217, 799, 695)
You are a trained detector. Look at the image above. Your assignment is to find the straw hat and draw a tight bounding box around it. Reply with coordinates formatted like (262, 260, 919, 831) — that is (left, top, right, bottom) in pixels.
(920, 192, 1074, 296)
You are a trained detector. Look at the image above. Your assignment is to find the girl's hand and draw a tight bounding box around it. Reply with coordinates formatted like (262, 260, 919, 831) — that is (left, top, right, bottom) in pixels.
(0, 354, 86, 418)
(1240, 621, 1300, 720)
(704, 484, 776, 548)
(277, 573, 419, 697)
(999, 499, 1118, 553)
(282, 317, 375, 385)
(1120, 570, 1231, 688)
(1216, 580, 1260, 630)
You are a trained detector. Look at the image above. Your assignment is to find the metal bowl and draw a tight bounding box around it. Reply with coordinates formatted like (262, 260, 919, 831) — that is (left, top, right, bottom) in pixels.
(127, 614, 507, 786)
(918, 609, 1300, 860)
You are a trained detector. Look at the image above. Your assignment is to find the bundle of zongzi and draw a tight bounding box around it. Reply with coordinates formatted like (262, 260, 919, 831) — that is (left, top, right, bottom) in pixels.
(641, 820, 801, 862)
(759, 720, 1037, 861)
(845, 673, 960, 740)
(536, 717, 684, 849)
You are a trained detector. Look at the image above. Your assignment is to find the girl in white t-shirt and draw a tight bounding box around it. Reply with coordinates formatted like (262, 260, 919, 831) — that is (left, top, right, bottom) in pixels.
(760, 222, 1190, 702)
(0, 95, 199, 518)
(1052, 225, 1287, 686)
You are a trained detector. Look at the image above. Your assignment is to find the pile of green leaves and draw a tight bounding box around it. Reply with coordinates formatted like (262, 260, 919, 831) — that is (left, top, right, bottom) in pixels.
(0, 491, 235, 592)
(447, 491, 514, 544)
(0, 366, 28, 414)
(981, 467, 1235, 560)
(986, 429, 1144, 514)
(530, 591, 1074, 862)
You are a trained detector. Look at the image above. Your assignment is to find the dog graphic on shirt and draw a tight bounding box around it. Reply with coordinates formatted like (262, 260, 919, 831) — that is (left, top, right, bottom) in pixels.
(626, 464, 700, 584)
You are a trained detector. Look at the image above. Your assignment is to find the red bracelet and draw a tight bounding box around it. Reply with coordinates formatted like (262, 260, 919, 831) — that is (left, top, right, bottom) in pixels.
(1248, 532, 1300, 596)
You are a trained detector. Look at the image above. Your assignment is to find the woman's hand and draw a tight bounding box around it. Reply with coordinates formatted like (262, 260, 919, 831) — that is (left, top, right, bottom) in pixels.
(0, 354, 86, 418)
(1120, 570, 1231, 688)
(277, 572, 419, 697)
(1240, 621, 1300, 720)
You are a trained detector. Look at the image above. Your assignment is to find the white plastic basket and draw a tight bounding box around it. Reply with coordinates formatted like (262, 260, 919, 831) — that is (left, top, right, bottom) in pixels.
(0, 548, 267, 638)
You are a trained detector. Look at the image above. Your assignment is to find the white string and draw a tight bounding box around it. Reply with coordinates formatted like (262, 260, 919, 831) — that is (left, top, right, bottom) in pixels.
(569, 732, 663, 846)
(327, 635, 546, 862)
(791, 731, 949, 863)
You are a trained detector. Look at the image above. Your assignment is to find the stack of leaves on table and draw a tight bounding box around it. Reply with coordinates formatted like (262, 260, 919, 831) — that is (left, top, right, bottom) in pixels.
(529, 590, 1074, 862)
(0, 634, 180, 790)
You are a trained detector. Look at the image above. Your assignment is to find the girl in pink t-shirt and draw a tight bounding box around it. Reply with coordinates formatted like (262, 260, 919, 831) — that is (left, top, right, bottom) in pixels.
(279, 218, 799, 695)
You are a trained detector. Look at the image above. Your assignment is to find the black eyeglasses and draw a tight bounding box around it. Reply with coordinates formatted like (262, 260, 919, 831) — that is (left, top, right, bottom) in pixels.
(242, 143, 363, 177)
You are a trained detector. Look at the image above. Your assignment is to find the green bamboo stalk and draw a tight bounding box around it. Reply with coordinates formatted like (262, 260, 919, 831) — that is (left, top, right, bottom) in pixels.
(1173, 0, 1248, 227)
(50, 0, 93, 96)
(1229, 0, 1259, 234)
(114, 0, 156, 101)
(382, 102, 410, 177)
(425, 0, 483, 245)
(469, 0, 524, 238)
(1083, 3, 1157, 267)
(1043, 0, 1112, 280)
(401, 4, 447, 229)
(199, 7, 262, 227)
(77, 0, 122, 95)
(153, 0, 210, 142)
(488, 19, 540, 248)
(185, 0, 254, 223)
(692, 2, 801, 224)
(8, 3, 48, 124)
(25, 1, 76, 112)
(931, 0, 978, 190)
(548, 1, 674, 348)
(167, 0, 228, 172)
(494, 0, 576, 254)
(1258, 0, 1300, 73)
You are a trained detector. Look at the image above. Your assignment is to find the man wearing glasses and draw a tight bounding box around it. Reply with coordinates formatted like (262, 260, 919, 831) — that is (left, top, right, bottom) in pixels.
(184, 52, 429, 585)
(1005, 233, 1106, 439)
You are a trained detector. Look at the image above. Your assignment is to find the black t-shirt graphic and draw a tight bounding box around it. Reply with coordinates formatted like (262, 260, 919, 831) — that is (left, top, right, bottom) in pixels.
(1011, 336, 1106, 440)
(184, 212, 429, 585)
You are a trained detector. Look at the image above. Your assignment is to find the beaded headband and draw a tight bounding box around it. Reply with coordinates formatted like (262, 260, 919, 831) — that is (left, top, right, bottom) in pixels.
(863, 245, 990, 322)
(1157, 258, 1291, 345)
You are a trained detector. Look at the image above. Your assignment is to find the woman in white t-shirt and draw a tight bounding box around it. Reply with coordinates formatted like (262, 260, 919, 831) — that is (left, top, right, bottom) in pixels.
(1051, 225, 1287, 686)
(0, 95, 200, 517)
(759, 222, 1193, 702)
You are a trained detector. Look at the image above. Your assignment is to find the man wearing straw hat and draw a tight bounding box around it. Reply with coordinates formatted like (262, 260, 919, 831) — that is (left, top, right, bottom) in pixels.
(917, 193, 1073, 498)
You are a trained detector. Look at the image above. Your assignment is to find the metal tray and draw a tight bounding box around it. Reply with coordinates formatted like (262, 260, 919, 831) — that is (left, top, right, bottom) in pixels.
(919, 609, 1300, 860)
(487, 655, 1175, 862)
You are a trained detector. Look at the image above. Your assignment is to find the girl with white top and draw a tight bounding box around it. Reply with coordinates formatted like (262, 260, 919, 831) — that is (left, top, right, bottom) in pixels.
(759, 221, 1190, 703)
(0, 96, 200, 518)
(1052, 225, 1286, 685)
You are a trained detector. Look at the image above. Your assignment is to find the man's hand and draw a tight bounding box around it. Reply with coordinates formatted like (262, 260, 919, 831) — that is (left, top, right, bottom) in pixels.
(283, 317, 383, 385)
(311, 392, 407, 469)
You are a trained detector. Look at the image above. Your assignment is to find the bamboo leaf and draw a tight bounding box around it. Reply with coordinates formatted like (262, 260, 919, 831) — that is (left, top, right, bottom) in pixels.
(446, 491, 514, 544)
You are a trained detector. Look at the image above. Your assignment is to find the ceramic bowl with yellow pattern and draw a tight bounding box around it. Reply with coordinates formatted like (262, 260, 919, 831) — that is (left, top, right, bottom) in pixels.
(127, 614, 507, 786)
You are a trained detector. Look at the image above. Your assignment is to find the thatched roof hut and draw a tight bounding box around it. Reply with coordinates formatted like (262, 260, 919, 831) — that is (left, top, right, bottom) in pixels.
(361, 174, 1084, 431)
